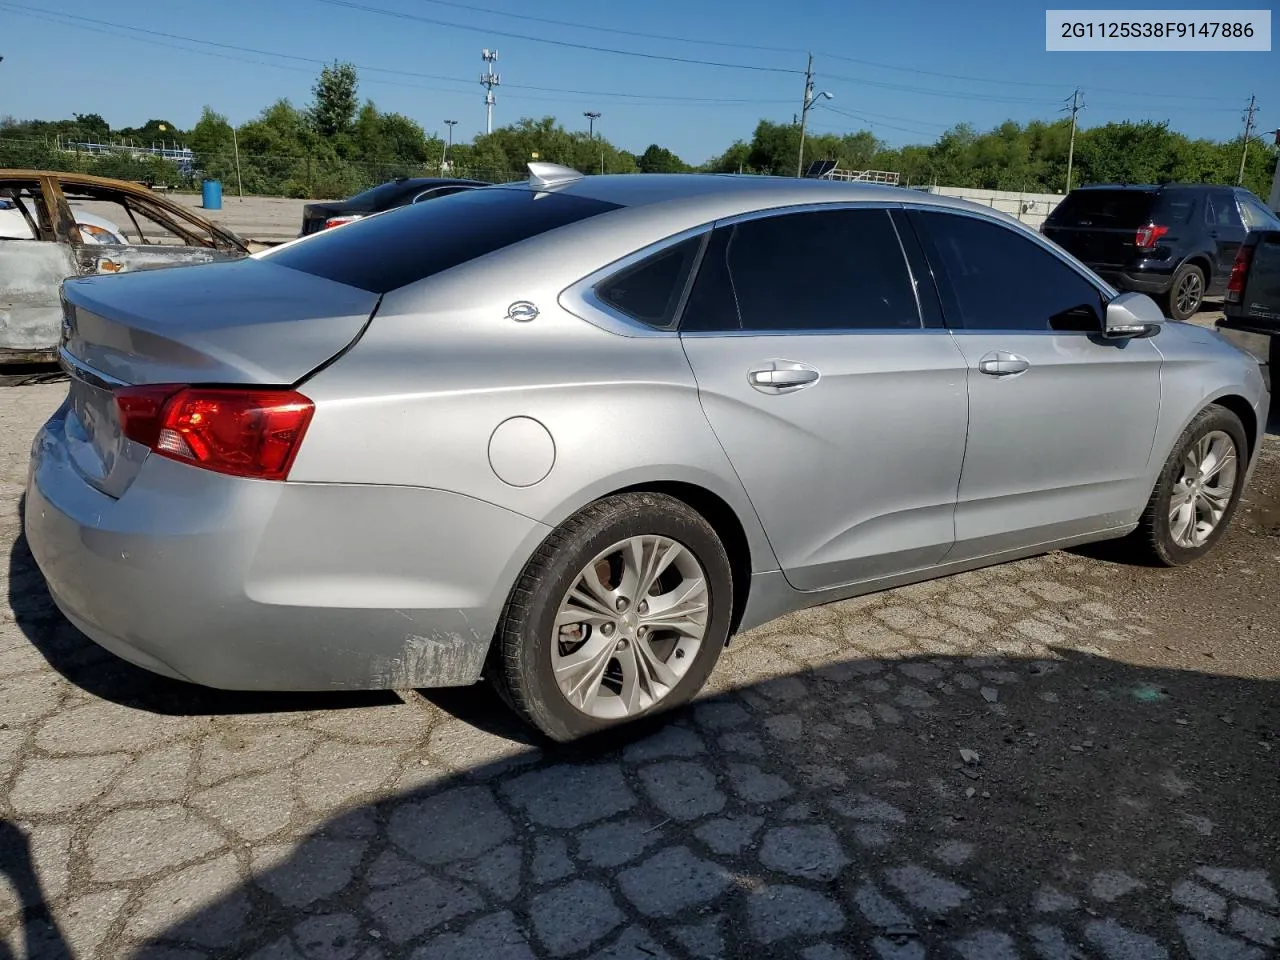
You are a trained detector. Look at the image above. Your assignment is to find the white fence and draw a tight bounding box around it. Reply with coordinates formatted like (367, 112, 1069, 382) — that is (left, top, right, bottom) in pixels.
(914, 186, 1066, 230)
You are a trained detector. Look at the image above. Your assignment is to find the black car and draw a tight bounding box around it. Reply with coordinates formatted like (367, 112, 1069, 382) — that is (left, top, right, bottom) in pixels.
(299, 176, 489, 236)
(1216, 228, 1280, 380)
(1041, 183, 1280, 321)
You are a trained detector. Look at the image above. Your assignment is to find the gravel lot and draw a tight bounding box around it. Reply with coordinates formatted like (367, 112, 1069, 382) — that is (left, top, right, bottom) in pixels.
(1, 382, 1277, 960)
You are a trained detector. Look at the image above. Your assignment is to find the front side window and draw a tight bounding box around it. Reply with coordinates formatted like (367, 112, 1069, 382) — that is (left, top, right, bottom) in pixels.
(680, 207, 920, 333)
(913, 210, 1104, 333)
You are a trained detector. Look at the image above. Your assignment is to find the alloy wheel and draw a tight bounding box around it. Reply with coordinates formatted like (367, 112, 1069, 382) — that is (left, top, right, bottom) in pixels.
(1176, 271, 1203, 317)
(551, 535, 709, 719)
(1168, 430, 1237, 548)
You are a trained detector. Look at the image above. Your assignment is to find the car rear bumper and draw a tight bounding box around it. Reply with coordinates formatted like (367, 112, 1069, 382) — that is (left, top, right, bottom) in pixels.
(24, 402, 550, 691)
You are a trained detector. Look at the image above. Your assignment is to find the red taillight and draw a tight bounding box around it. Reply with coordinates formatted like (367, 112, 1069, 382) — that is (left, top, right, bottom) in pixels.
(323, 214, 363, 230)
(115, 386, 314, 481)
(1226, 245, 1254, 304)
(1134, 224, 1169, 250)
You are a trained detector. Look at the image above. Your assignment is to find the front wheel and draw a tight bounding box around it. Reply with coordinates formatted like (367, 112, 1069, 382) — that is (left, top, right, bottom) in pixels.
(490, 492, 733, 742)
(1129, 405, 1248, 566)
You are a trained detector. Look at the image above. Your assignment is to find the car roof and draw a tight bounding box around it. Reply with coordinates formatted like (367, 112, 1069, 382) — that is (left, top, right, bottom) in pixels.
(483, 171, 1029, 227)
(1072, 182, 1229, 193)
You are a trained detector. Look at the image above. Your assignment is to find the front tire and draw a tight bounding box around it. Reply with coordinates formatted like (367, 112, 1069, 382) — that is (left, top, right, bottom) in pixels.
(1164, 263, 1205, 321)
(490, 492, 733, 742)
(1129, 405, 1247, 566)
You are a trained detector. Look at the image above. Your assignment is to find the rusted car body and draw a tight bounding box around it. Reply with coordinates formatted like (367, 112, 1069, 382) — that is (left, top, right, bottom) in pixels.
(1, 170, 252, 362)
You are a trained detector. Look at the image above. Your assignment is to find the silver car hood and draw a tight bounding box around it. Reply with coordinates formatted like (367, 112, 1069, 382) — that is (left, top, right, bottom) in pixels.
(61, 257, 379, 386)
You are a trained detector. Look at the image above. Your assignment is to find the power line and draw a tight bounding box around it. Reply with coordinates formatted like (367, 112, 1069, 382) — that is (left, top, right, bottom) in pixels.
(0, 3, 791, 107)
(310, 0, 804, 74)
(817, 105, 946, 138)
(403, 0, 1239, 99)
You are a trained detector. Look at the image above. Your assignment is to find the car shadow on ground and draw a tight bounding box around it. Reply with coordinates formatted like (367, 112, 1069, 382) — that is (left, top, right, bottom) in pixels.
(4, 524, 1279, 957)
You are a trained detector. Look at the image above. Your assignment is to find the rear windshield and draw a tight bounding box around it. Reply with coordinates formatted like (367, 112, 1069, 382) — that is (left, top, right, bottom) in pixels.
(267, 187, 623, 293)
(1047, 189, 1158, 227)
(343, 179, 419, 211)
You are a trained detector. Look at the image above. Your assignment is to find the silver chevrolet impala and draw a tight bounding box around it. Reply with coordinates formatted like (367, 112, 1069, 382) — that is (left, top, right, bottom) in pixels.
(25, 166, 1270, 740)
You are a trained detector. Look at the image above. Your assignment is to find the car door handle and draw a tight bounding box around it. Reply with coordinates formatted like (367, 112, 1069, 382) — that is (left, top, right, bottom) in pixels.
(978, 352, 1030, 377)
(747, 361, 820, 393)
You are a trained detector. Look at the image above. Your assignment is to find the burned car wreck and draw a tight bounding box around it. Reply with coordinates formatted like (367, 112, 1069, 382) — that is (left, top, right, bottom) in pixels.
(1, 170, 252, 363)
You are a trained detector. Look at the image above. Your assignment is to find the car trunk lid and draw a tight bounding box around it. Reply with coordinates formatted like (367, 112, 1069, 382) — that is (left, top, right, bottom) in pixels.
(57, 256, 379, 498)
(300, 202, 348, 235)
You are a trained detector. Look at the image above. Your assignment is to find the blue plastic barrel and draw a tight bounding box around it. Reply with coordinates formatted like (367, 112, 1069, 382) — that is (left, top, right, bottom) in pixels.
(201, 179, 222, 210)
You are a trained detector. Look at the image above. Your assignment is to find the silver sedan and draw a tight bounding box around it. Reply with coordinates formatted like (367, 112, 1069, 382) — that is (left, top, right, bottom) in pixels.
(25, 166, 1270, 740)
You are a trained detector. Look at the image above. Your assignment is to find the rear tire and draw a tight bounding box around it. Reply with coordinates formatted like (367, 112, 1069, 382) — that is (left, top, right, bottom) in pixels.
(490, 492, 733, 742)
(1127, 405, 1247, 566)
(1163, 263, 1205, 321)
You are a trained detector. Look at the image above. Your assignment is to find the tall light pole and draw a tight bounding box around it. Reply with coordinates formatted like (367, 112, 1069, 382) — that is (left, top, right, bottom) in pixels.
(443, 119, 457, 170)
(583, 111, 601, 139)
(795, 54, 832, 178)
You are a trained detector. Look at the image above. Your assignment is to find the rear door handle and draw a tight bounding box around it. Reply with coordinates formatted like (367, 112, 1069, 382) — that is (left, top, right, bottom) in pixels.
(748, 361, 820, 394)
(978, 352, 1030, 377)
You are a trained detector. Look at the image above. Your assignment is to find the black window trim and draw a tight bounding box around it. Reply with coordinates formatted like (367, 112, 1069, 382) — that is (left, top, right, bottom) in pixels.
(903, 202, 1118, 336)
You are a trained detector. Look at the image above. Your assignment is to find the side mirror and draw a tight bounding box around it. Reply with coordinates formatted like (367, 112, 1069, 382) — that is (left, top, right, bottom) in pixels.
(1104, 291, 1165, 339)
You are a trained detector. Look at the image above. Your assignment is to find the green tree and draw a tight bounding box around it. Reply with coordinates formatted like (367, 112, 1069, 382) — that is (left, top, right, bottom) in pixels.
(309, 61, 359, 139)
(637, 144, 688, 173)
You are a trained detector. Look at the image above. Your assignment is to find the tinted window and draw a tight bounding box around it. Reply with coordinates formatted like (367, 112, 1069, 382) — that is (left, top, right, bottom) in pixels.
(1154, 192, 1196, 224)
(595, 236, 702, 329)
(267, 187, 622, 294)
(1239, 195, 1280, 230)
(1206, 193, 1241, 228)
(915, 211, 1104, 332)
(680, 208, 919, 333)
(1046, 189, 1156, 227)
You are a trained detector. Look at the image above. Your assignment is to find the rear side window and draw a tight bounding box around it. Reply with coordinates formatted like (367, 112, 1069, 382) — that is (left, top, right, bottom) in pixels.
(1205, 193, 1242, 228)
(1046, 189, 1156, 227)
(1154, 192, 1196, 224)
(595, 236, 703, 329)
(680, 208, 920, 333)
(266, 188, 622, 294)
(914, 210, 1104, 332)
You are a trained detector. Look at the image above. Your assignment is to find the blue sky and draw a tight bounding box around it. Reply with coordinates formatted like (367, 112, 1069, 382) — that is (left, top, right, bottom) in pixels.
(1, 0, 1276, 163)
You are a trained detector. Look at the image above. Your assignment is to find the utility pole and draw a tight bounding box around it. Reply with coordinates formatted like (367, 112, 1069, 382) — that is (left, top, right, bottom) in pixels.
(796, 54, 814, 178)
(1064, 88, 1083, 194)
(480, 49, 500, 135)
(230, 124, 243, 200)
(583, 111, 601, 140)
(795, 54, 833, 178)
(1238, 94, 1258, 185)
(443, 119, 457, 170)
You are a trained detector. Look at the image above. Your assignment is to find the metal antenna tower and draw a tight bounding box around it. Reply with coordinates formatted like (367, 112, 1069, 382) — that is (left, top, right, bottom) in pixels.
(480, 49, 501, 135)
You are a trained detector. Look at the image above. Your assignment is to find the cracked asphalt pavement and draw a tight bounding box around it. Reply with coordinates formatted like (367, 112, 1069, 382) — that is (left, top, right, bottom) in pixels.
(2, 382, 1278, 960)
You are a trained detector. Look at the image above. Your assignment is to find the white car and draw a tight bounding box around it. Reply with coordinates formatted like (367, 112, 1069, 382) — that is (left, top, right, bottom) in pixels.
(0, 197, 128, 244)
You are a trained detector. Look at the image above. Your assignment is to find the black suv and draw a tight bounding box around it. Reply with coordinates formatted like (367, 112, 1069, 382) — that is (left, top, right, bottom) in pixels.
(1041, 183, 1280, 321)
